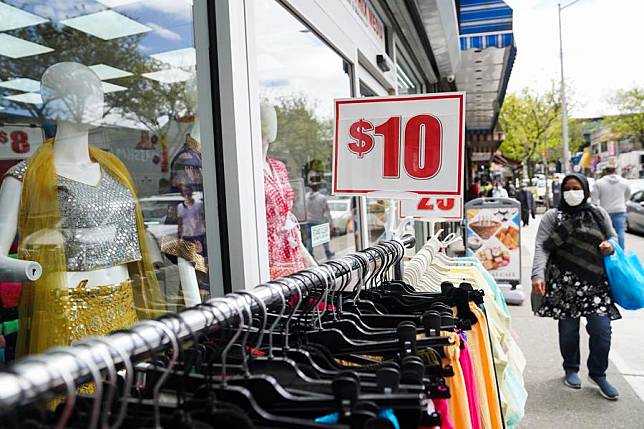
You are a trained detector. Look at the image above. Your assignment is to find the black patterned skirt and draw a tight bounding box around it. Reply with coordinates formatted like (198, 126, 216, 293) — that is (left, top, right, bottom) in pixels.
(536, 263, 621, 320)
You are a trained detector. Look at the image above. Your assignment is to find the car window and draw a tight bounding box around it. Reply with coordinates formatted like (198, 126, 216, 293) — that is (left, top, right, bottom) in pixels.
(632, 191, 644, 203)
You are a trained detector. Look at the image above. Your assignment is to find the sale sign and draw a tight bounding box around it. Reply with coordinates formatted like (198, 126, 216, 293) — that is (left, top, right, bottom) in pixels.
(333, 93, 464, 196)
(400, 196, 463, 220)
(0, 126, 44, 160)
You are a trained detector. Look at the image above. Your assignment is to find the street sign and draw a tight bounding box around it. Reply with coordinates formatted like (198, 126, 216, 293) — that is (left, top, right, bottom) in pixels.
(333, 93, 465, 197)
(0, 126, 43, 160)
(400, 196, 463, 220)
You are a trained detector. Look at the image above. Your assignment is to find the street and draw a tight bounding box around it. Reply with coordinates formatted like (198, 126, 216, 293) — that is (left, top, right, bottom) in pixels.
(512, 217, 644, 428)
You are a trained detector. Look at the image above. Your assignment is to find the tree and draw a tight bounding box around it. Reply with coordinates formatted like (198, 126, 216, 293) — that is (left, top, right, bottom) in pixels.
(498, 87, 563, 175)
(605, 87, 644, 146)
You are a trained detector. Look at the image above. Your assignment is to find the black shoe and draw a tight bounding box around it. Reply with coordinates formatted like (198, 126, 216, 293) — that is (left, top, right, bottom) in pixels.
(589, 376, 619, 400)
(564, 371, 581, 389)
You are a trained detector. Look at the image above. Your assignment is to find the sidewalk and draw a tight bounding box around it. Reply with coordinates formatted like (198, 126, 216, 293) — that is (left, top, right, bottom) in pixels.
(510, 216, 644, 428)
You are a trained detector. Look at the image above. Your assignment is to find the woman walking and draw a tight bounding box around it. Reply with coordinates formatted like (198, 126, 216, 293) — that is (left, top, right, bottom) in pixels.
(532, 174, 620, 400)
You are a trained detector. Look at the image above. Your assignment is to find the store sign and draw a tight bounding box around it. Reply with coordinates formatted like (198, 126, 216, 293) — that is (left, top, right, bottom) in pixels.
(311, 223, 331, 247)
(344, 0, 385, 48)
(333, 93, 465, 196)
(0, 126, 43, 159)
(465, 205, 521, 282)
(400, 196, 463, 220)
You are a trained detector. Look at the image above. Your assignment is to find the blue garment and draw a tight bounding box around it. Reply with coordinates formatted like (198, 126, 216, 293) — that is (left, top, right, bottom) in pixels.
(314, 409, 400, 428)
(558, 314, 611, 378)
(608, 212, 626, 249)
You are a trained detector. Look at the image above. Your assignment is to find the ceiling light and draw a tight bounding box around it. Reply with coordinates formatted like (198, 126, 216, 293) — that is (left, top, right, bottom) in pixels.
(0, 78, 41, 93)
(4, 92, 43, 104)
(475, 60, 483, 64)
(142, 69, 193, 84)
(61, 10, 151, 40)
(102, 82, 127, 93)
(0, 2, 48, 31)
(89, 64, 133, 80)
(475, 69, 482, 72)
(0, 34, 53, 59)
(150, 47, 196, 68)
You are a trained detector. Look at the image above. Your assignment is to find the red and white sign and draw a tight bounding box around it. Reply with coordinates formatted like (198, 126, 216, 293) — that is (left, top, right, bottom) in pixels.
(0, 126, 43, 160)
(333, 93, 465, 196)
(400, 196, 463, 220)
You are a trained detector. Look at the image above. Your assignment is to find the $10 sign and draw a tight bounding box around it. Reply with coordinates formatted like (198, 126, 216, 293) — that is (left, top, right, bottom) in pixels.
(333, 93, 465, 196)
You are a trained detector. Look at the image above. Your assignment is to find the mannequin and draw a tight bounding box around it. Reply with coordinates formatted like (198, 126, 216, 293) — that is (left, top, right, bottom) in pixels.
(0, 62, 165, 356)
(261, 102, 315, 279)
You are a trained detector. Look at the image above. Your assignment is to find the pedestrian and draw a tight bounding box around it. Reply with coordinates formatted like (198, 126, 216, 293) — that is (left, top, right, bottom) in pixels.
(481, 180, 493, 197)
(491, 179, 509, 198)
(305, 180, 335, 260)
(470, 178, 481, 200)
(516, 185, 536, 226)
(505, 178, 517, 198)
(532, 173, 620, 400)
(592, 166, 631, 249)
(177, 184, 207, 258)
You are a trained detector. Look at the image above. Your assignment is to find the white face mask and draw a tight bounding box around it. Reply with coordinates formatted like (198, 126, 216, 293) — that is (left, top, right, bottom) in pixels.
(563, 190, 585, 206)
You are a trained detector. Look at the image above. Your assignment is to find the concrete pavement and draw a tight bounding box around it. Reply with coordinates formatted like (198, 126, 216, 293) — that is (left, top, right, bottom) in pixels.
(511, 217, 644, 428)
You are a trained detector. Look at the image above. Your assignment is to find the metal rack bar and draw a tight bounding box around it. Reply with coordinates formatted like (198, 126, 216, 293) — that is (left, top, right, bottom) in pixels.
(0, 236, 415, 411)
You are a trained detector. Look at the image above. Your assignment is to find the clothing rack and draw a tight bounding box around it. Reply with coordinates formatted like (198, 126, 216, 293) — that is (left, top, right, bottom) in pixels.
(0, 235, 415, 412)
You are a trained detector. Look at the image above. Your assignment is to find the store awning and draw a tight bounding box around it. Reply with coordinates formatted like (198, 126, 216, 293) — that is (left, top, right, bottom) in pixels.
(467, 130, 505, 162)
(415, 0, 462, 78)
(455, 0, 516, 132)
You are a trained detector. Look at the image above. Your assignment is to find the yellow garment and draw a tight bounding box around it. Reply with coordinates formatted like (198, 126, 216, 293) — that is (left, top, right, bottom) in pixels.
(442, 331, 472, 429)
(16, 141, 166, 357)
(469, 303, 504, 429)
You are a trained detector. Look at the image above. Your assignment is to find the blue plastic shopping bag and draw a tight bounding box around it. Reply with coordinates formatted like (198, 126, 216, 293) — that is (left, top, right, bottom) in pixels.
(604, 243, 644, 310)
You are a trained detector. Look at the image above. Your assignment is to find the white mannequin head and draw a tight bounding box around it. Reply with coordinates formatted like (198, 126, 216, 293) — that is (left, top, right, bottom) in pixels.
(260, 101, 277, 157)
(41, 62, 104, 125)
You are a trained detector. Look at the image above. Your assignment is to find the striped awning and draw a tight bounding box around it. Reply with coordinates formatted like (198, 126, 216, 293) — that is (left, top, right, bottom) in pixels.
(459, 0, 513, 35)
(455, 0, 516, 131)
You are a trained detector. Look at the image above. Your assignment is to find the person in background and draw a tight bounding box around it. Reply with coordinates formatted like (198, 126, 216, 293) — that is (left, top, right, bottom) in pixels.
(505, 177, 517, 198)
(491, 179, 509, 198)
(470, 178, 481, 200)
(177, 185, 207, 258)
(516, 184, 536, 226)
(481, 180, 493, 197)
(532, 174, 620, 401)
(305, 180, 335, 260)
(552, 179, 561, 207)
(592, 166, 631, 249)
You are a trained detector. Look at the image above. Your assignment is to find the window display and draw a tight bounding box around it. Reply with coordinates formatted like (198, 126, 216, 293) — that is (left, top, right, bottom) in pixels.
(0, 0, 210, 358)
(253, 0, 356, 277)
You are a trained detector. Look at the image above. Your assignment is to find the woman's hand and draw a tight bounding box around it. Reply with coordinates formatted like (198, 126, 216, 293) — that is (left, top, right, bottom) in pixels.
(532, 278, 545, 296)
(599, 240, 614, 256)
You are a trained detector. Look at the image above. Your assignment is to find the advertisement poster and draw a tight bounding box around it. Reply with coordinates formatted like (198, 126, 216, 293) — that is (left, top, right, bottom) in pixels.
(333, 92, 465, 197)
(465, 206, 521, 282)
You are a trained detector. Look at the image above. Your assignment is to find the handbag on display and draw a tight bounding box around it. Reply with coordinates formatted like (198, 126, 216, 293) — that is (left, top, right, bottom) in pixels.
(604, 243, 644, 310)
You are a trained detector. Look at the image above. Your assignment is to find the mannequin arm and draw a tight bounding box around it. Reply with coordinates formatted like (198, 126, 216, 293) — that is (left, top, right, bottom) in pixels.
(0, 177, 42, 281)
(177, 257, 201, 307)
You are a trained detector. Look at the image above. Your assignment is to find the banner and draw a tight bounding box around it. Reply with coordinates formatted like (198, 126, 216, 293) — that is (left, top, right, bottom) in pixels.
(333, 93, 465, 197)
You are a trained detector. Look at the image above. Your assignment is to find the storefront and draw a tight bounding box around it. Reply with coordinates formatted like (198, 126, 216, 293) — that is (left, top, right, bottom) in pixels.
(0, 0, 466, 299)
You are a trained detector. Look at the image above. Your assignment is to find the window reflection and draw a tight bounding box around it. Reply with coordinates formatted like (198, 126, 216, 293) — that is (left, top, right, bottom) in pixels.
(253, 0, 356, 278)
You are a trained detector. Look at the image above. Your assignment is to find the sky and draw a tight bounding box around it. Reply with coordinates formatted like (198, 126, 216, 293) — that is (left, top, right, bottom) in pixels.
(505, 0, 643, 118)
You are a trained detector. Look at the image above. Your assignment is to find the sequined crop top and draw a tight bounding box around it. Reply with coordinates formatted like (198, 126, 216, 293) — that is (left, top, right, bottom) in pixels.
(5, 161, 142, 272)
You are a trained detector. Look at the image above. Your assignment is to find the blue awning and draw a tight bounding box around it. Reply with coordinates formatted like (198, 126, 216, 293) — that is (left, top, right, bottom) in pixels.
(455, 0, 516, 131)
(459, 0, 513, 35)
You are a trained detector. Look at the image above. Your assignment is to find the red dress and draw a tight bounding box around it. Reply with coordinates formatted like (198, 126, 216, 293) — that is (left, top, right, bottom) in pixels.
(264, 158, 310, 279)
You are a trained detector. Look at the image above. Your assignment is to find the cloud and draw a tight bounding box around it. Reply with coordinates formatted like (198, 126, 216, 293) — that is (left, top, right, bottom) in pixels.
(146, 22, 181, 41)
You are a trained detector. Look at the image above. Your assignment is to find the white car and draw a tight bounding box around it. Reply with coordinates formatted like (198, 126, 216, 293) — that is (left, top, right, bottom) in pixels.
(139, 192, 204, 240)
(328, 199, 352, 235)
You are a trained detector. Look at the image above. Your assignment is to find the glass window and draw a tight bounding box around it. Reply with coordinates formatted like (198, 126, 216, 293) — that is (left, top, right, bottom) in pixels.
(252, 0, 356, 279)
(395, 47, 422, 95)
(0, 0, 211, 356)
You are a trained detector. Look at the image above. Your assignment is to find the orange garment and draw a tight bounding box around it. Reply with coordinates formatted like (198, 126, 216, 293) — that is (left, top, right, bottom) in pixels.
(469, 303, 504, 429)
(442, 331, 472, 429)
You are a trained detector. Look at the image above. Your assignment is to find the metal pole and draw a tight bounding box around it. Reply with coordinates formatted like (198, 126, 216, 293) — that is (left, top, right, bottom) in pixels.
(558, 3, 570, 174)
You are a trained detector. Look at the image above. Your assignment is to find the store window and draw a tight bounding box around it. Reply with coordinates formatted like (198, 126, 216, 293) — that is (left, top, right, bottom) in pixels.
(395, 47, 422, 95)
(0, 0, 211, 357)
(253, 0, 356, 279)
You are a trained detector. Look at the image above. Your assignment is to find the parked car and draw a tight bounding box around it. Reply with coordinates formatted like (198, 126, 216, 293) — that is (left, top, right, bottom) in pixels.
(627, 178, 644, 194)
(327, 199, 352, 235)
(626, 189, 644, 234)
